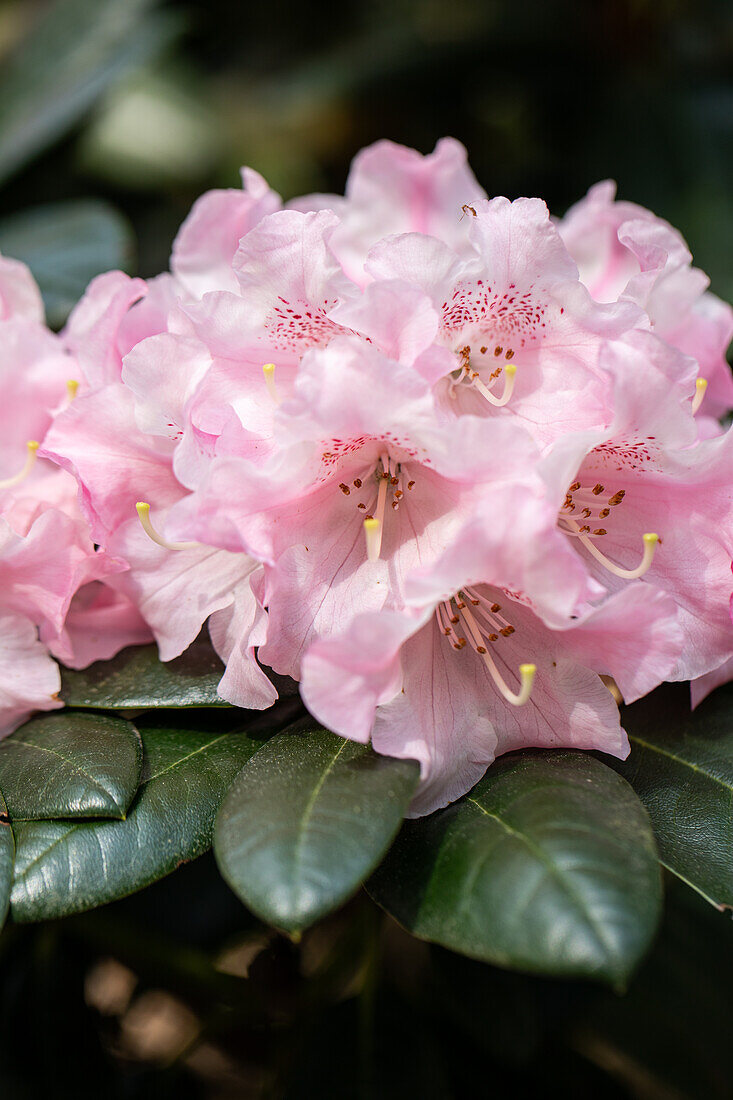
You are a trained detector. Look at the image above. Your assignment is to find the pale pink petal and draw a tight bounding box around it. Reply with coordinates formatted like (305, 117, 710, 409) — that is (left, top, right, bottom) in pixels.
(47, 582, 153, 669)
(691, 655, 733, 708)
(329, 137, 487, 283)
(171, 168, 281, 297)
(122, 332, 212, 441)
(0, 612, 61, 737)
(208, 572, 278, 710)
(63, 271, 147, 389)
(41, 384, 180, 543)
(108, 515, 256, 661)
(0, 255, 44, 322)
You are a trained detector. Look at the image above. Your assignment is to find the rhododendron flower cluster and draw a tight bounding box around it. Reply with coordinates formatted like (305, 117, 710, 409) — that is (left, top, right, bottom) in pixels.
(4, 138, 732, 814)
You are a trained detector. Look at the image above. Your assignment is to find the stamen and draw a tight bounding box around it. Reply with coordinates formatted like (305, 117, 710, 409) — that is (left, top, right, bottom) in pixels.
(136, 502, 199, 551)
(363, 517, 381, 563)
(457, 602, 535, 706)
(567, 518, 659, 579)
(66, 379, 79, 402)
(0, 440, 39, 490)
(262, 362, 280, 405)
(470, 362, 517, 408)
(692, 377, 707, 415)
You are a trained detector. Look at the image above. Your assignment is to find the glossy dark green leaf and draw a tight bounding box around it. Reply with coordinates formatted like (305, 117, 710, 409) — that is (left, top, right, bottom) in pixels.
(60, 635, 229, 709)
(0, 200, 133, 327)
(612, 681, 733, 910)
(370, 751, 662, 985)
(0, 0, 180, 185)
(0, 712, 142, 821)
(215, 724, 420, 933)
(10, 719, 263, 921)
(0, 791, 13, 931)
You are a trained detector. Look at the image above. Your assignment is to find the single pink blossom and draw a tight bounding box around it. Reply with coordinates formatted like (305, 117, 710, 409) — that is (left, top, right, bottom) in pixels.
(540, 331, 733, 683)
(300, 494, 683, 814)
(559, 181, 733, 418)
(357, 197, 642, 445)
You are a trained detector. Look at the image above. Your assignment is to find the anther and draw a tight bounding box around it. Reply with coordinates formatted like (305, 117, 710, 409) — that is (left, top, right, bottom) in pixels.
(262, 363, 280, 405)
(692, 377, 708, 415)
(136, 502, 199, 551)
(66, 379, 79, 401)
(0, 441, 39, 490)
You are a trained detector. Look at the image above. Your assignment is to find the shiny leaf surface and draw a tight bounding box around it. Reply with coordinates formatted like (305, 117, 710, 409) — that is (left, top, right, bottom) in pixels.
(370, 751, 662, 985)
(613, 681, 733, 909)
(215, 724, 419, 933)
(0, 712, 142, 821)
(10, 719, 263, 921)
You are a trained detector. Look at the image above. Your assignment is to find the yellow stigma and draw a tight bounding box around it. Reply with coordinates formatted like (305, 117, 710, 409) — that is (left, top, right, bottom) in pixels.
(505, 362, 517, 379)
(363, 516, 382, 563)
(66, 379, 79, 401)
(262, 362, 280, 405)
(515, 664, 536, 705)
(135, 502, 199, 551)
(691, 377, 707, 415)
(0, 440, 40, 490)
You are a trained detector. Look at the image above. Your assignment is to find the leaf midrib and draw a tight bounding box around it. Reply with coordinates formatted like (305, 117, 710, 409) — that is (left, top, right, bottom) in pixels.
(291, 740, 349, 882)
(629, 734, 733, 793)
(466, 796, 620, 964)
(1, 739, 122, 810)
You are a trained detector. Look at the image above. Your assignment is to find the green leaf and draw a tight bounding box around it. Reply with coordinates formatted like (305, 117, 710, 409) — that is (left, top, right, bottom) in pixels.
(10, 719, 263, 921)
(0, 712, 142, 821)
(0, 0, 181, 185)
(60, 635, 230, 709)
(369, 751, 662, 985)
(612, 681, 733, 910)
(0, 791, 13, 932)
(0, 200, 133, 327)
(214, 724, 420, 933)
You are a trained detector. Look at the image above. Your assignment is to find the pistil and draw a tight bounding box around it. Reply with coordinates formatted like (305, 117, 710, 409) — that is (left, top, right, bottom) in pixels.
(0, 441, 39, 490)
(262, 362, 281, 405)
(136, 502, 199, 551)
(691, 377, 707, 415)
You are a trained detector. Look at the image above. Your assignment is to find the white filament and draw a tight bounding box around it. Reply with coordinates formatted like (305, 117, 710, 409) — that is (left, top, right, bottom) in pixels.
(136, 502, 199, 551)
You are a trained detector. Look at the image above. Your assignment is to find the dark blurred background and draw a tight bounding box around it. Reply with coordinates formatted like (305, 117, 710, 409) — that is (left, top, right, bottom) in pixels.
(0, 2, 732, 1096)
(0, 0, 731, 324)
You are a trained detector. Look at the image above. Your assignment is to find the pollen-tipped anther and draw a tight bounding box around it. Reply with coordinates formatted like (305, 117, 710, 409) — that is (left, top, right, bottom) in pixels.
(0, 440, 40, 490)
(691, 377, 707, 415)
(262, 363, 280, 405)
(363, 517, 382, 563)
(66, 379, 80, 402)
(136, 502, 199, 551)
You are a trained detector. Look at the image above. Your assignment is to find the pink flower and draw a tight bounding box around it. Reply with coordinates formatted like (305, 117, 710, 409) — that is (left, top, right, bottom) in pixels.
(541, 332, 733, 683)
(166, 335, 580, 682)
(42, 372, 277, 709)
(559, 181, 733, 418)
(292, 137, 486, 284)
(356, 196, 642, 445)
(300, 487, 683, 815)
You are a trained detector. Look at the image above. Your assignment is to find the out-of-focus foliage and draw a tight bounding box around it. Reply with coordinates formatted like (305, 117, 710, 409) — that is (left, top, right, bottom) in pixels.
(0, 0, 731, 313)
